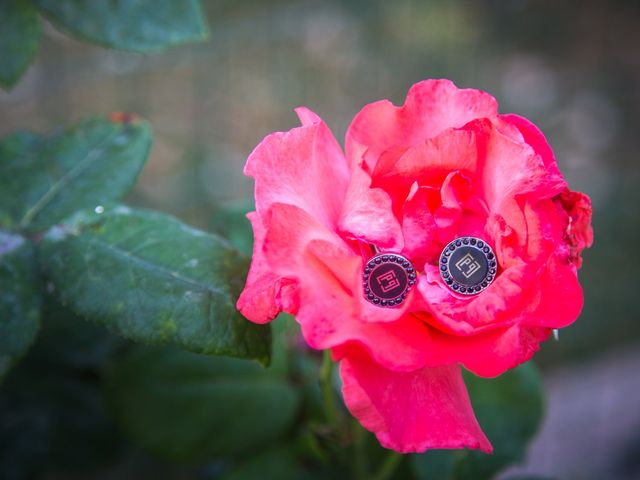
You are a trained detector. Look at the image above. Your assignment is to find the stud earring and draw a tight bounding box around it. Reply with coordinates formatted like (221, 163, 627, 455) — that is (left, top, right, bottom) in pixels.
(439, 236, 497, 295)
(363, 247, 416, 308)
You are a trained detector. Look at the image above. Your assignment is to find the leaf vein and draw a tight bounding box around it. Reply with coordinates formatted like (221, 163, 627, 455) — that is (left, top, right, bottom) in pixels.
(79, 235, 227, 298)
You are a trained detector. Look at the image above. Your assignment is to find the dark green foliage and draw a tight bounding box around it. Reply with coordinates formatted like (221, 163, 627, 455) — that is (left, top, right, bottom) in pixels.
(0, 113, 272, 381)
(105, 346, 301, 462)
(0, 374, 121, 478)
(0, 0, 40, 88)
(219, 446, 303, 480)
(0, 116, 152, 232)
(0, 0, 208, 90)
(211, 199, 256, 257)
(39, 206, 271, 364)
(33, 292, 124, 370)
(0, 232, 41, 382)
(33, 0, 208, 53)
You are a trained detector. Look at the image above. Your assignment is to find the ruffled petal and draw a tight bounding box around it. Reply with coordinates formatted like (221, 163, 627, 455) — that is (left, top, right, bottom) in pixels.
(480, 122, 566, 216)
(239, 108, 350, 324)
(298, 303, 431, 372)
(339, 347, 492, 453)
(245, 107, 349, 229)
(433, 170, 489, 243)
(238, 201, 348, 325)
(236, 272, 299, 324)
(417, 262, 532, 334)
(237, 212, 300, 324)
(556, 189, 594, 267)
(401, 184, 439, 266)
(262, 203, 349, 278)
(424, 323, 550, 378)
(500, 113, 563, 176)
(371, 127, 479, 207)
(520, 254, 584, 329)
(338, 167, 404, 250)
(346, 79, 498, 170)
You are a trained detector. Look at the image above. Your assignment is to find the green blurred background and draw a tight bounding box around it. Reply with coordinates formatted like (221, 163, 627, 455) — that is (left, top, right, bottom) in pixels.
(1, 0, 639, 478)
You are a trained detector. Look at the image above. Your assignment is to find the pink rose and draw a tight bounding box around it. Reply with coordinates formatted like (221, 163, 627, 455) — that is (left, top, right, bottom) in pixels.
(237, 79, 593, 453)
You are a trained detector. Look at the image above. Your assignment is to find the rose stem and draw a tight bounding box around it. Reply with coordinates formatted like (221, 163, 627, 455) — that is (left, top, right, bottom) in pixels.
(320, 349, 339, 430)
(353, 419, 368, 480)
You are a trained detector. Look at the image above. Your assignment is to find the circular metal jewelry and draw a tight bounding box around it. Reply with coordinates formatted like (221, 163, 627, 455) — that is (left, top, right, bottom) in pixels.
(363, 253, 416, 308)
(439, 236, 497, 295)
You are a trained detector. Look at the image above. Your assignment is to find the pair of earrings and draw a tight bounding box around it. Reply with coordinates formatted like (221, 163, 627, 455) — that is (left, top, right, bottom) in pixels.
(363, 236, 497, 308)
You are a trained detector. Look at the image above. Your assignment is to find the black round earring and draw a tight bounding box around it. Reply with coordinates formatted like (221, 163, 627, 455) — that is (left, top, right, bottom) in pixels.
(363, 247, 416, 308)
(439, 236, 497, 295)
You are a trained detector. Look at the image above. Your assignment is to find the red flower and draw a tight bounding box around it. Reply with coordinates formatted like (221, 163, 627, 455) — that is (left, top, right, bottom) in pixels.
(237, 79, 593, 453)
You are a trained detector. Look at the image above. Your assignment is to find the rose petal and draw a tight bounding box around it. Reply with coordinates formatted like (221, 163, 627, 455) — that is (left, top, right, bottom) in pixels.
(339, 347, 492, 453)
(401, 185, 439, 266)
(346, 79, 498, 170)
(338, 167, 404, 250)
(500, 113, 563, 176)
(239, 199, 350, 325)
(434, 170, 489, 243)
(245, 107, 349, 229)
(556, 189, 594, 267)
(236, 272, 299, 324)
(237, 212, 300, 324)
(425, 323, 550, 378)
(371, 127, 479, 206)
(479, 123, 566, 216)
(417, 262, 533, 334)
(485, 212, 521, 268)
(298, 303, 432, 372)
(263, 203, 349, 278)
(521, 254, 584, 329)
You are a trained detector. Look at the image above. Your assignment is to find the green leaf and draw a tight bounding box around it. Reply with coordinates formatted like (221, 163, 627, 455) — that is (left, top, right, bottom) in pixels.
(458, 364, 544, 478)
(105, 346, 301, 463)
(411, 449, 460, 480)
(0, 116, 152, 232)
(411, 364, 544, 480)
(33, 0, 208, 53)
(31, 292, 123, 370)
(0, 0, 41, 89)
(210, 199, 255, 257)
(0, 369, 121, 476)
(40, 206, 271, 364)
(219, 446, 301, 480)
(0, 231, 41, 381)
(0, 131, 41, 229)
(0, 293, 123, 474)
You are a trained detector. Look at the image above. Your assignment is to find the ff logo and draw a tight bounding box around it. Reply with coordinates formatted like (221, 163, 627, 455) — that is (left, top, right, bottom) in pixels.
(376, 270, 400, 293)
(439, 236, 497, 296)
(454, 253, 481, 279)
(363, 253, 416, 308)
